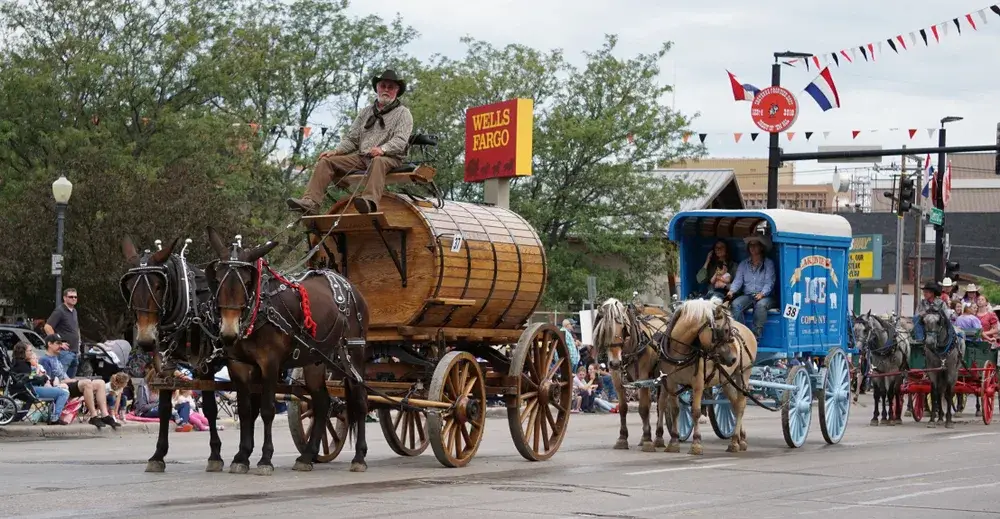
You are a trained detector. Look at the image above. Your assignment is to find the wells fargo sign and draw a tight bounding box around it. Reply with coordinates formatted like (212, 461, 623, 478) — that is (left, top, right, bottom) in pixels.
(464, 98, 533, 182)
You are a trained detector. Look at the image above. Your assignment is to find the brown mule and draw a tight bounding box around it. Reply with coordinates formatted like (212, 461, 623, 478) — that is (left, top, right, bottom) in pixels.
(204, 227, 372, 474)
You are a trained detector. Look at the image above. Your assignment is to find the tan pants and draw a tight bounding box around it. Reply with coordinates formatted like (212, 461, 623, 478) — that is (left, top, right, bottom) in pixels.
(304, 153, 402, 207)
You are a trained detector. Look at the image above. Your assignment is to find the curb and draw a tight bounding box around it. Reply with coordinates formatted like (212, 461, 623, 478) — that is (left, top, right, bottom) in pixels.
(0, 418, 240, 439)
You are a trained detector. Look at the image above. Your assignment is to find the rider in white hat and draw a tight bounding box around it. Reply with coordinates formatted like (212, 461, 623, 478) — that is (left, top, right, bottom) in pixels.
(963, 283, 980, 305)
(939, 277, 954, 303)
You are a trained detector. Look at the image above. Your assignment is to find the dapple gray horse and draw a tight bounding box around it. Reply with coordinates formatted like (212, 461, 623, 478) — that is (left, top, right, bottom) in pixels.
(919, 309, 964, 428)
(851, 311, 910, 426)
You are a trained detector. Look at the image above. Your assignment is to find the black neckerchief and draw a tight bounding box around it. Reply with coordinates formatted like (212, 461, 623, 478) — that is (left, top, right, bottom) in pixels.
(364, 99, 400, 130)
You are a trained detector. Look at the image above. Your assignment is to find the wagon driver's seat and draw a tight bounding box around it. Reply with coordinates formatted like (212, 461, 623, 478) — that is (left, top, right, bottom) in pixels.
(325, 133, 442, 208)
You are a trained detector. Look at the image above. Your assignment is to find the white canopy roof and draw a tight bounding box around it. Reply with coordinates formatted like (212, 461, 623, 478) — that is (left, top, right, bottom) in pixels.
(670, 209, 852, 239)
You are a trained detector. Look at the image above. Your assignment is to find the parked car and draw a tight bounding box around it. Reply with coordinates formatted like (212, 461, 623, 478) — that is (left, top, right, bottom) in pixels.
(0, 325, 46, 358)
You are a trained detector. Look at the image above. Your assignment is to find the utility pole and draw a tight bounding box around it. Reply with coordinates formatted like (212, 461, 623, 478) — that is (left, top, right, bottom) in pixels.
(765, 61, 781, 209)
(934, 116, 964, 281)
(895, 148, 906, 317)
(913, 153, 924, 312)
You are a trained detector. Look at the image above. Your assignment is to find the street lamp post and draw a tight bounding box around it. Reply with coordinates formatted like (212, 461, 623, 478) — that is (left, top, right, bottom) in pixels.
(766, 51, 813, 209)
(934, 116, 963, 282)
(51, 174, 73, 304)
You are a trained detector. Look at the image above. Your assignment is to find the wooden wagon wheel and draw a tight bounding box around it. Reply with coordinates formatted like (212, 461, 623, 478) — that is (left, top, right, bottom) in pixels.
(507, 323, 573, 462)
(427, 351, 487, 468)
(287, 368, 349, 463)
(378, 408, 429, 456)
(981, 361, 996, 425)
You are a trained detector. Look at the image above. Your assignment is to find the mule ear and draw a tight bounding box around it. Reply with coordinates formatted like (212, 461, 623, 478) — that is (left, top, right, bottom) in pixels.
(243, 240, 279, 262)
(150, 238, 179, 264)
(122, 236, 139, 265)
(206, 226, 228, 259)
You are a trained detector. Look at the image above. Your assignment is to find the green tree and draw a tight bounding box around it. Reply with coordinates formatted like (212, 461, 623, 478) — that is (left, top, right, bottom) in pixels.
(407, 35, 704, 308)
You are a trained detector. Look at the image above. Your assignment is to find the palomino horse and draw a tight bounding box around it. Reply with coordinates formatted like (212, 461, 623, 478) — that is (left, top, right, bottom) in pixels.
(659, 299, 757, 455)
(919, 308, 963, 428)
(592, 298, 670, 451)
(851, 311, 910, 426)
(204, 227, 371, 474)
(120, 236, 232, 473)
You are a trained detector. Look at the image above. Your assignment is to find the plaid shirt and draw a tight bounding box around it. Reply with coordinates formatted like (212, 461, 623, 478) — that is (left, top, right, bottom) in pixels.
(334, 102, 414, 159)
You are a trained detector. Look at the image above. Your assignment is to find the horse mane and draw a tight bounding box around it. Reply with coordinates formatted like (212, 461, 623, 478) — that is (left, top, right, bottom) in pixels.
(594, 297, 628, 348)
(674, 299, 716, 331)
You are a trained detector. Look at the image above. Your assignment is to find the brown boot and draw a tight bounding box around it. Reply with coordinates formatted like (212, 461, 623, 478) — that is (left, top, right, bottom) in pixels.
(286, 197, 320, 215)
(352, 198, 377, 214)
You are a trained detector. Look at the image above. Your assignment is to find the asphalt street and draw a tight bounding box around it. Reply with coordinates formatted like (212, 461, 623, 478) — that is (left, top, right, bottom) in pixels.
(2, 403, 999, 519)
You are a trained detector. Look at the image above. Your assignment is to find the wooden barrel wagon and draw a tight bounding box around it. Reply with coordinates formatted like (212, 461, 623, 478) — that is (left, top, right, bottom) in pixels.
(898, 329, 997, 425)
(283, 161, 573, 468)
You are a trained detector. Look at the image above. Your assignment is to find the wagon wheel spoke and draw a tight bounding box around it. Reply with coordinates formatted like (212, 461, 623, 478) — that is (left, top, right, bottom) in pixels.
(458, 424, 471, 458)
(540, 406, 551, 452)
(544, 358, 565, 382)
(520, 399, 538, 428)
(398, 410, 410, 445)
(392, 408, 405, 430)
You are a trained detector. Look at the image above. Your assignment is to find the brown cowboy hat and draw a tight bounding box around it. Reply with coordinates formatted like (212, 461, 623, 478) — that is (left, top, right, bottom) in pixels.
(371, 69, 406, 96)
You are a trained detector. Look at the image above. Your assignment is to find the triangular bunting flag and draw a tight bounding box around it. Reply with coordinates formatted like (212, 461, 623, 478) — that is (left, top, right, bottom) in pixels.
(992, 5, 1000, 17)
(852, 130, 861, 139)
(942, 21, 950, 37)
(804, 59, 810, 71)
(877, 41, 884, 54)
(908, 129, 917, 139)
(927, 128, 937, 139)
(867, 43, 876, 61)
(840, 49, 853, 63)
(823, 131, 831, 140)
(831, 53, 840, 66)
(896, 35, 907, 50)
(919, 29, 928, 45)
(682, 132, 691, 143)
(821, 54, 829, 66)
(953, 17, 962, 34)
(750, 133, 759, 141)
(931, 25, 940, 42)
(270, 125, 279, 135)
(870, 129, 879, 133)
(805, 131, 813, 141)
(979, 9, 989, 24)
(887, 38, 898, 53)
(303, 127, 312, 138)
(859, 46, 868, 61)
(813, 56, 821, 68)
(734, 133, 743, 143)
(851, 47, 859, 61)
(786, 132, 795, 141)
(909, 31, 917, 47)
(320, 126, 329, 136)
(698, 133, 707, 143)
(966, 13, 978, 30)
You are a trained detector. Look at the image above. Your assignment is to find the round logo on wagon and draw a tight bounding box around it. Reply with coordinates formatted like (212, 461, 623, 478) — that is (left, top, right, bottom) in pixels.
(750, 86, 798, 133)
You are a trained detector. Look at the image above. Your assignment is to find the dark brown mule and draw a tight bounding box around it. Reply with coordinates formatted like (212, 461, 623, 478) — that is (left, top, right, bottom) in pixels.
(204, 227, 371, 474)
(120, 236, 231, 473)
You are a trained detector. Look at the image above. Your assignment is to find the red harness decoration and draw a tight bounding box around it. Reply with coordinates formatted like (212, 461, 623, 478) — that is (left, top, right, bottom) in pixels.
(264, 260, 318, 338)
(242, 258, 265, 338)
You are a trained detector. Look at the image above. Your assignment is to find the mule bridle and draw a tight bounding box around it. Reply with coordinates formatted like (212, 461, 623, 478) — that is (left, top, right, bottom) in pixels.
(207, 244, 263, 339)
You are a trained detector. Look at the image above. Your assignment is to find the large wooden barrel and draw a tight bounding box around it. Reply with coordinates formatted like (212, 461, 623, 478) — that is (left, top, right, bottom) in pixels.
(306, 193, 547, 334)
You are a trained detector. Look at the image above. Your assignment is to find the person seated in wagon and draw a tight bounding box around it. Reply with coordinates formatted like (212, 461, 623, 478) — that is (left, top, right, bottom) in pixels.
(286, 69, 414, 216)
(697, 240, 737, 300)
(912, 281, 958, 342)
(725, 234, 776, 340)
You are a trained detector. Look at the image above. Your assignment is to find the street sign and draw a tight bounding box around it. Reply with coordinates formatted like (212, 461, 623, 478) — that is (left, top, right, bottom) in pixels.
(929, 207, 944, 226)
(750, 86, 798, 133)
(51, 254, 63, 276)
(848, 234, 883, 281)
(586, 276, 597, 303)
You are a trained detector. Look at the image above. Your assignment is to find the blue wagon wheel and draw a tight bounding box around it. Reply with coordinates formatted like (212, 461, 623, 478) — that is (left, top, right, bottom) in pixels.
(677, 388, 693, 442)
(818, 347, 851, 444)
(709, 386, 736, 439)
(781, 365, 813, 448)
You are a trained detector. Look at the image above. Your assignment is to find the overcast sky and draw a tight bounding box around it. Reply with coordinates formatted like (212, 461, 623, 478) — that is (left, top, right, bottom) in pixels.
(342, 0, 999, 185)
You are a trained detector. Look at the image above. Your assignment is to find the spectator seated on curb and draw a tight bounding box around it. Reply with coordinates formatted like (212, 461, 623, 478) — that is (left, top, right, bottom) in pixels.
(38, 334, 117, 430)
(134, 370, 195, 432)
(105, 372, 130, 422)
(10, 342, 69, 425)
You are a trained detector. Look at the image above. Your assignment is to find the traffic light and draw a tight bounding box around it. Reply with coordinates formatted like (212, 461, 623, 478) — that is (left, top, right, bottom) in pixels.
(897, 175, 915, 215)
(945, 260, 960, 280)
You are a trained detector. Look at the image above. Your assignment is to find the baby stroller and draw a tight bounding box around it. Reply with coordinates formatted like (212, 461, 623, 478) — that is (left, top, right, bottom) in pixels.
(82, 340, 131, 382)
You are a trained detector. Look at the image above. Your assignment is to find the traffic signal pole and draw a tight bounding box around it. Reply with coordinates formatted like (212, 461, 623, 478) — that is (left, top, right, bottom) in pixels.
(934, 128, 947, 282)
(894, 147, 907, 317)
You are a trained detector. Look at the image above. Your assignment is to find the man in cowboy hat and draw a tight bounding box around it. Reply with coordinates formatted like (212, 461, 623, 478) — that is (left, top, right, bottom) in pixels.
(726, 234, 776, 340)
(913, 280, 947, 342)
(939, 277, 955, 304)
(286, 69, 414, 215)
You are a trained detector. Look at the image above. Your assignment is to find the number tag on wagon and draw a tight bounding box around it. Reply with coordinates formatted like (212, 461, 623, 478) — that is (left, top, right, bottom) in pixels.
(451, 234, 463, 253)
(783, 304, 800, 320)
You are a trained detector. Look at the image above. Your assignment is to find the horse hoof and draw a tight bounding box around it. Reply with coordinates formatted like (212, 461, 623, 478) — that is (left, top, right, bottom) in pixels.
(726, 443, 739, 453)
(688, 443, 703, 456)
(653, 438, 666, 449)
(739, 441, 748, 451)
(880, 419, 889, 426)
(641, 441, 657, 453)
(665, 441, 680, 453)
(230, 462, 250, 474)
(945, 422, 955, 429)
(869, 419, 879, 426)
(976, 410, 983, 417)
(894, 419, 903, 426)
(145, 460, 166, 473)
(904, 410, 912, 417)
(954, 412, 963, 418)
(613, 439, 629, 450)
(206, 460, 225, 473)
(254, 464, 274, 476)
(292, 461, 314, 472)
(350, 462, 367, 473)
(926, 423, 937, 429)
